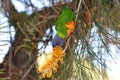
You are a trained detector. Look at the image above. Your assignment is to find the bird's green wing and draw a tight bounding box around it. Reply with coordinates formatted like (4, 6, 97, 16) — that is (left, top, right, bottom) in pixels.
(55, 7, 75, 39)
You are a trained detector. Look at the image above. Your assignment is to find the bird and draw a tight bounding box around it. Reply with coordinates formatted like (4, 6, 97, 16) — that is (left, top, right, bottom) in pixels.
(36, 6, 75, 78)
(52, 6, 75, 47)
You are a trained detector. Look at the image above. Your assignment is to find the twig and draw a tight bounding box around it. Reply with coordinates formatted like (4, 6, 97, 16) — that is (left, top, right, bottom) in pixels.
(52, 6, 59, 15)
(20, 54, 38, 80)
(17, 22, 31, 42)
(8, 47, 12, 80)
(8, 21, 13, 80)
(75, 0, 83, 26)
(20, 62, 34, 80)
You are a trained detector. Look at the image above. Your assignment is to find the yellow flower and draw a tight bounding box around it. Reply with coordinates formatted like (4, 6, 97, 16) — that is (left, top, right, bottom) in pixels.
(36, 46, 65, 79)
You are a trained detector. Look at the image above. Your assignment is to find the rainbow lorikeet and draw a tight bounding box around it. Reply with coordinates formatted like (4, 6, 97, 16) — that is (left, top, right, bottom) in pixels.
(52, 7, 75, 47)
(36, 7, 75, 79)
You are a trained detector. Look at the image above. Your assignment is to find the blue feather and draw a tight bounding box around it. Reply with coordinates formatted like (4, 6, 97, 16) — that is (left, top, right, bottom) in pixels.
(52, 34, 65, 47)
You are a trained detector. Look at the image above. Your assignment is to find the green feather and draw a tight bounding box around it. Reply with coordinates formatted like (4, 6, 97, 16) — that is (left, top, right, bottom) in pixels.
(55, 6, 75, 39)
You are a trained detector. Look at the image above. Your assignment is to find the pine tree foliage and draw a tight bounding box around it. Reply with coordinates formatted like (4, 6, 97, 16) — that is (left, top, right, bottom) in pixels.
(0, 0, 120, 80)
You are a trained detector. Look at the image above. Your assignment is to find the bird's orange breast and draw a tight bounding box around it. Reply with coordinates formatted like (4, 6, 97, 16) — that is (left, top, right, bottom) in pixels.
(65, 21, 74, 36)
